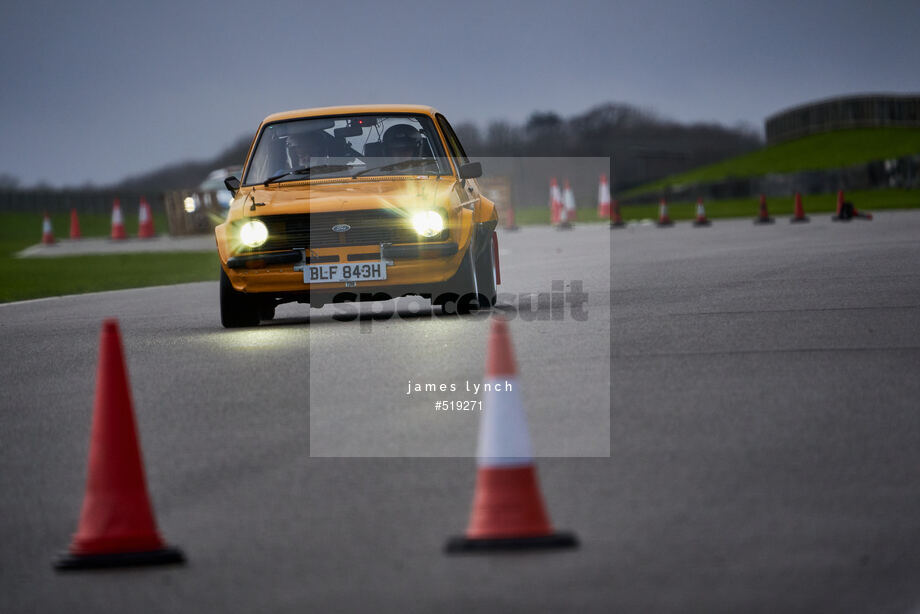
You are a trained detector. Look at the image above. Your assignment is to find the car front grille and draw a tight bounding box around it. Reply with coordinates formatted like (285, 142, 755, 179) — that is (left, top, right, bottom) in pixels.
(242, 210, 419, 252)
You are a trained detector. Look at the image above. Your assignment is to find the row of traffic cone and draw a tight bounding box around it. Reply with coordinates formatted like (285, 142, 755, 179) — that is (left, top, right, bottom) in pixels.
(505, 174, 613, 231)
(40, 198, 156, 245)
(758, 190, 872, 223)
(550, 174, 621, 228)
(549, 177, 874, 229)
(607, 191, 871, 228)
(645, 198, 706, 227)
(42, 210, 80, 244)
(56, 316, 576, 570)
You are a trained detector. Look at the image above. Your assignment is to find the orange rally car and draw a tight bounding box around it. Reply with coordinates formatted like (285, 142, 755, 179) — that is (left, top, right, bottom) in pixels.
(216, 105, 500, 327)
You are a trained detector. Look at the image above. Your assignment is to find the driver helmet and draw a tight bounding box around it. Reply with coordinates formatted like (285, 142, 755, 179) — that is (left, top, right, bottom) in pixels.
(287, 130, 327, 167)
(382, 124, 421, 158)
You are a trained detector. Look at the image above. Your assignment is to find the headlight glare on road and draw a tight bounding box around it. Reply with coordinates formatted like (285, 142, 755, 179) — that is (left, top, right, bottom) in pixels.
(411, 210, 445, 238)
(240, 220, 269, 247)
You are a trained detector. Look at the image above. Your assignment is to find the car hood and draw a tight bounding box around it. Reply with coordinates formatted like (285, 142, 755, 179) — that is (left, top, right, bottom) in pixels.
(238, 176, 455, 217)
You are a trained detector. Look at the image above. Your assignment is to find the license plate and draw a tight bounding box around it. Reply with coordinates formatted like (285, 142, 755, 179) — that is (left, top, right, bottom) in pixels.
(303, 261, 387, 284)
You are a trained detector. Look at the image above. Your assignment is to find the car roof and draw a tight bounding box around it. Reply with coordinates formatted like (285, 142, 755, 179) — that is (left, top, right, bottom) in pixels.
(261, 104, 442, 124)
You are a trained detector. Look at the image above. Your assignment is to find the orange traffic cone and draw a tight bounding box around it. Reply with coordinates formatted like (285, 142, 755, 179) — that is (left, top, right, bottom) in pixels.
(832, 190, 869, 221)
(754, 194, 774, 224)
(549, 178, 562, 226)
(692, 197, 711, 227)
(138, 197, 155, 238)
(110, 198, 127, 240)
(790, 192, 809, 223)
(657, 198, 673, 227)
(69, 208, 82, 239)
(445, 318, 577, 553)
(55, 319, 184, 570)
(41, 212, 56, 245)
(597, 174, 611, 219)
(610, 199, 625, 228)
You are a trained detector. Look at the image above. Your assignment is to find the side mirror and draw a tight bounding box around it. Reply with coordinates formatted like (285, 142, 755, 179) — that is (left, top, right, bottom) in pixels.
(458, 161, 482, 180)
(224, 176, 241, 196)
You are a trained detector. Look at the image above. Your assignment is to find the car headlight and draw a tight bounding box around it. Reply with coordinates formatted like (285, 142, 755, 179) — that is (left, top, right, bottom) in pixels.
(239, 220, 269, 247)
(411, 210, 445, 238)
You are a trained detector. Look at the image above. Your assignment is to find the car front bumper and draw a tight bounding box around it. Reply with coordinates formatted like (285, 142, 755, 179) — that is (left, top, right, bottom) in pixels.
(221, 240, 465, 297)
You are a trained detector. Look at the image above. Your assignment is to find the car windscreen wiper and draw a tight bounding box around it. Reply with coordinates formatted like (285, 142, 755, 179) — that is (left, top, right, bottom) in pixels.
(352, 158, 439, 178)
(263, 164, 351, 186)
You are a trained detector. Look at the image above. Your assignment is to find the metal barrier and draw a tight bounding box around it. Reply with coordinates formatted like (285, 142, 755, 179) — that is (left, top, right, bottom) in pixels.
(766, 94, 920, 145)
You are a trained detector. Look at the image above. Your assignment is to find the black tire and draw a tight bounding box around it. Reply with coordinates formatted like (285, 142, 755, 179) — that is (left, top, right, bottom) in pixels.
(474, 231, 497, 308)
(220, 267, 260, 328)
(434, 245, 479, 315)
(258, 300, 276, 321)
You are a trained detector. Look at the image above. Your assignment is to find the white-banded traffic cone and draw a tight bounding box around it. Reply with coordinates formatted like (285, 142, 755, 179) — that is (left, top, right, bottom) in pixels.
(549, 178, 563, 226)
(657, 198, 673, 227)
(559, 179, 575, 228)
(137, 197, 155, 238)
(445, 318, 578, 553)
(597, 174, 611, 219)
(111, 198, 126, 240)
(692, 197, 711, 227)
(41, 212, 56, 245)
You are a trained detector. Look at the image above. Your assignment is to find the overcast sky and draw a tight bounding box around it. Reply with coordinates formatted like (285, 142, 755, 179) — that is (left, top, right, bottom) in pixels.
(1, 0, 918, 187)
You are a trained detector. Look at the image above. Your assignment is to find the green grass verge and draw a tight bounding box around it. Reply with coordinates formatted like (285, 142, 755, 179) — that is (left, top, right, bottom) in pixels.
(625, 128, 920, 197)
(511, 207, 608, 225)
(0, 212, 218, 303)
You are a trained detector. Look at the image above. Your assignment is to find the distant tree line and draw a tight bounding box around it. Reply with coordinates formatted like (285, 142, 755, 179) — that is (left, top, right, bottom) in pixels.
(115, 102, 761, 193)
(115, 134, 254, 192)
(3, 102, 762, 196)
(453, 103, 762, 191)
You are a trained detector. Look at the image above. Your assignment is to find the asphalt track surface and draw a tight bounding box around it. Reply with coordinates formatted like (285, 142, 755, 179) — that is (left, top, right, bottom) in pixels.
(2, 213, 919, 612)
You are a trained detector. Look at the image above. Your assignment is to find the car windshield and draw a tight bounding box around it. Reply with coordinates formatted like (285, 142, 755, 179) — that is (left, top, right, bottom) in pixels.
(242, 114, 452, 186)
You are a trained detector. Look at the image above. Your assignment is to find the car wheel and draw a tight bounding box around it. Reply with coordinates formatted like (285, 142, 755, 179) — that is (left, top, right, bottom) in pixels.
(435, 244, 479, 315)
(474, 231, 497, 308)
(220, 267, 260, 328)
(258, 300, 276, 321)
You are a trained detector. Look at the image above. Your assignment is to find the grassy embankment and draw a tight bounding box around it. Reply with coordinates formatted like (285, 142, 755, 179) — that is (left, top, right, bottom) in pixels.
(0, 211, 218, 303)
(623, 127, 920, 197)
